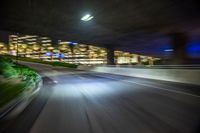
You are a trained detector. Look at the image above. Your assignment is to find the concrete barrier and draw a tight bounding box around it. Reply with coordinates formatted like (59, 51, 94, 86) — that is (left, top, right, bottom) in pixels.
(78, 65, 200, 85)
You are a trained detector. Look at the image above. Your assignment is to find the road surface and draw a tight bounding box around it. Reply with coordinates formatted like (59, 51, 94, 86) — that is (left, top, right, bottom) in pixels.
(1, 62, 200, 133)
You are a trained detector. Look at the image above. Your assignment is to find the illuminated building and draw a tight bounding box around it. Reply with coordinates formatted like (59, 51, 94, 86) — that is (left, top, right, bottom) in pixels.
(114, 51, 157, 65)
(0, 42, 8, 55)
(4, 34, 160, 65)
(9, 35, 52, 59)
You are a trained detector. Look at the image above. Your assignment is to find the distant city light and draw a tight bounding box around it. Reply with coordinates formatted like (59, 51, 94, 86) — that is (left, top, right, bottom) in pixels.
(69, 42, 78, 45)
(72, 42, 78, 45)
(28, 42, 37, 44)
(45, 52, 52, 56)
(59, 41, 71, 44)
(59, 53, 65, 58)
(164, 49, 174, 52)
(41, 40, 51, 43)
(7, 34, 161, 65)
(53, 53, 60, 57)
(81, 14, 94, 21)
(46, 52, 64, 57)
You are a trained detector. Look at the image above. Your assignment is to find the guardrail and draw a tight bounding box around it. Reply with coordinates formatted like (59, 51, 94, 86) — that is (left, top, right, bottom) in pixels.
(101, 65, 200, 69)
(78, 65, 200, 85)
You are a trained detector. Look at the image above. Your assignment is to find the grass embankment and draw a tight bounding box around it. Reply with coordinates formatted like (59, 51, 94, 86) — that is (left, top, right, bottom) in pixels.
(0, 56, 40, 108)
(5, 55, 78, 68)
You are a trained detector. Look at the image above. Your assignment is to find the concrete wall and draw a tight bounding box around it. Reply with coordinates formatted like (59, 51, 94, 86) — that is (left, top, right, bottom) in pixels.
(78, 65, 200, 85)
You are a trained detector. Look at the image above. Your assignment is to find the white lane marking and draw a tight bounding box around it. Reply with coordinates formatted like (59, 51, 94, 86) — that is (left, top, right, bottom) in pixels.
(53, 80, 58, 83)
(78, 76, 87, 79)
(32, 87, 40, 94)
(91, 74, 200, 98)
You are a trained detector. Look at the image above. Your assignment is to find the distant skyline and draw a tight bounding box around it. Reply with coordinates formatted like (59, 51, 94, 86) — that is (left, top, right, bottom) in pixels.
(0, 30, 200, 58)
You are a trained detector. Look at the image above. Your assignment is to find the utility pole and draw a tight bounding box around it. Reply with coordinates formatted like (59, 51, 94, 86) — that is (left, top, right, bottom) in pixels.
(16, 33, 19, 64)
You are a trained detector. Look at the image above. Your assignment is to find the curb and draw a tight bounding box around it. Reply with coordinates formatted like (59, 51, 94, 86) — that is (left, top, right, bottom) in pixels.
(0, 76, 43, 120)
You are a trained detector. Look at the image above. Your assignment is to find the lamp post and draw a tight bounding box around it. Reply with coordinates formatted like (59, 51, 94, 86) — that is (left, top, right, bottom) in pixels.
(16, 33, 19, 64)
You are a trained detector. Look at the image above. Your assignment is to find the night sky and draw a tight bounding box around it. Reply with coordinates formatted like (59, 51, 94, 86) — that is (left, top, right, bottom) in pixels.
(0, 0, 200, 57)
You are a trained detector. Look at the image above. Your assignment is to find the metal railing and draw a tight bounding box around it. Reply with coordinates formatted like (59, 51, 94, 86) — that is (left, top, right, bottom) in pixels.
(101, 64, 200, 69)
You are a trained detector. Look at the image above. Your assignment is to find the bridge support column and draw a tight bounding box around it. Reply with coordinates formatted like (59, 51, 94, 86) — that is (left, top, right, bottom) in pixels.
(170, 32, 188, 64)
(107, 48, 115, 65)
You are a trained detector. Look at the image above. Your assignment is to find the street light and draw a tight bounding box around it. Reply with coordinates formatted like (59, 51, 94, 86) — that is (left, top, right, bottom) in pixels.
(16, 33, 19, 63)
(164, 49, 174, 52)
(81, 14, 94, 21)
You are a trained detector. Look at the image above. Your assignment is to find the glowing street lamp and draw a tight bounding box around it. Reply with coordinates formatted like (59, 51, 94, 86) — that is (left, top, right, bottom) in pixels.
(164, 49, 174, 52)
(81, 14, 94, 21)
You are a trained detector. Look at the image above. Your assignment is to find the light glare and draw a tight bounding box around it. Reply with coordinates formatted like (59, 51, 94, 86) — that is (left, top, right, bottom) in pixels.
(164, 49, 174, 52)
(81, 14, 94, 21)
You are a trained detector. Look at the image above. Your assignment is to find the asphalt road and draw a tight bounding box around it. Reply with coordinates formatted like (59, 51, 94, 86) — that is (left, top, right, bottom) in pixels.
(1, 62, 200, 133)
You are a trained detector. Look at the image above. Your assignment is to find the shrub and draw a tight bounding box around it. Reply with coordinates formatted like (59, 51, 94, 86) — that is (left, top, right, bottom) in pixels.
(51, 62, 77, 68)
(0, 56, 40, 108)
(0, 56, 39, 81)
(0, 57, 18, 78)
(3, 65, 18, 78)
(13, 65, 39, 82)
